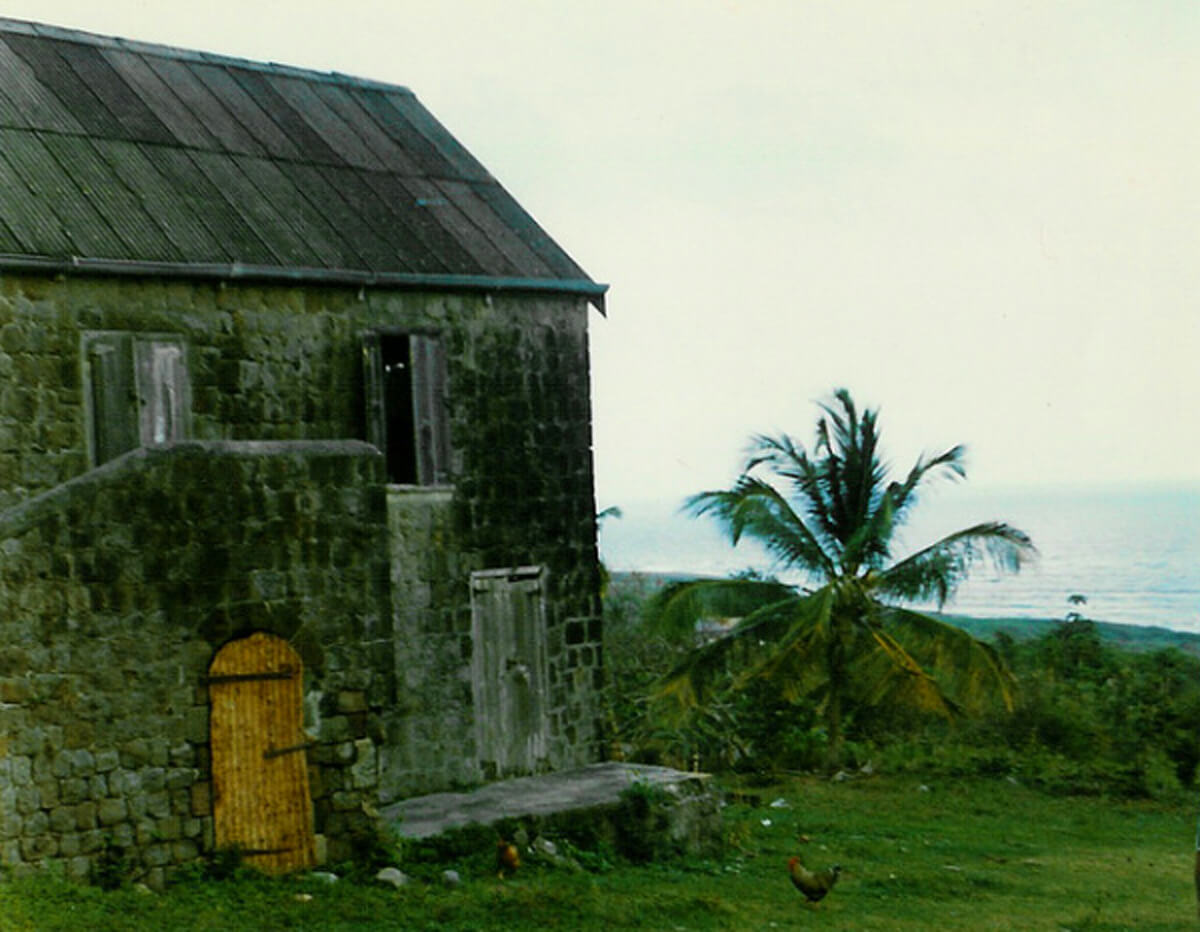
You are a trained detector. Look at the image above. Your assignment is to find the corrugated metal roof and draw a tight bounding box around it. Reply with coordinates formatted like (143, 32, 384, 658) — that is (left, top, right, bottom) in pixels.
(0, 19, 606, 309)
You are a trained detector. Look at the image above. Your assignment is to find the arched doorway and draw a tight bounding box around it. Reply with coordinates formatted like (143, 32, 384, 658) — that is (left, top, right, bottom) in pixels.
(208, 632, 316, 873)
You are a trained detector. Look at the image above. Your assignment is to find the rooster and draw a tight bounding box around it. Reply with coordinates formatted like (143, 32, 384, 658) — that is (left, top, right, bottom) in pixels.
(788, 856, 840, 906)
(496, 839, 521, 878)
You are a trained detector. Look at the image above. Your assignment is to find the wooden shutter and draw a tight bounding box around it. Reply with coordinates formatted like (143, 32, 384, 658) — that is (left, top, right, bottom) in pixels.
(363, 331, 450, 486)
(411, 334, 450, 485)
(361, 332, 386, 453)
(85, 333, 138, 465)
(134, 338, 189, 445)
(209, 632, 316, 874)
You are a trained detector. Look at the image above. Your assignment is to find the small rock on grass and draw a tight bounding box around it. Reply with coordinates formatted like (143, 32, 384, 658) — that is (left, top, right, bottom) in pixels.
(529, 836, 582, 872)
(442, 869, 460, 887)
(376, 867, 410, 888)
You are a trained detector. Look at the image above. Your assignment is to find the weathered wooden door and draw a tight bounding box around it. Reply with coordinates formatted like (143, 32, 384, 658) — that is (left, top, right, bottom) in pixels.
(208, 632, 316, 873)
(470, 567, 550, 779)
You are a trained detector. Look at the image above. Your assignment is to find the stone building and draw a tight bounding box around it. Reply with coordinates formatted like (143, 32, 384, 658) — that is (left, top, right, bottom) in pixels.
(0, 18, 608, 884)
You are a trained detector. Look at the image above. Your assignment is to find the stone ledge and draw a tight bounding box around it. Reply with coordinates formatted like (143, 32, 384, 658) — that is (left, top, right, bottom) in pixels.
(381, 762, 721, 859)
(0, 439, 383, 538)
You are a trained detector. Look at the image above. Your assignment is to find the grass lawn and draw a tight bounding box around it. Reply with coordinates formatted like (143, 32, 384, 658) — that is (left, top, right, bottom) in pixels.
(1, 774, 1195, 930)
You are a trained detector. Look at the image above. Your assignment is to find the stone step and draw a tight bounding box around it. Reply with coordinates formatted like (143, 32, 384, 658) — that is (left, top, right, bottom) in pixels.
(379, 762, 721, 859)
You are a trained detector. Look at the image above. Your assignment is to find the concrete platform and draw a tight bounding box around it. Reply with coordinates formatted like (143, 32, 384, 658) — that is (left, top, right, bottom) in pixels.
(380, 762, 721, 856)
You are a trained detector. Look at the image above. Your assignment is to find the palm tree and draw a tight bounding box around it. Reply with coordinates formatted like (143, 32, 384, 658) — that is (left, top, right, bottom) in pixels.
(646, 389, 1036, 766)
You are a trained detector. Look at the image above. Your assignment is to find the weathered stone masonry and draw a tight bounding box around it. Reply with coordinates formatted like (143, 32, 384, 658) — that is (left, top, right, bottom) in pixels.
(0, 272, 606, 881)
(0, 440, 391, 885)
(381, 296, 606, 799)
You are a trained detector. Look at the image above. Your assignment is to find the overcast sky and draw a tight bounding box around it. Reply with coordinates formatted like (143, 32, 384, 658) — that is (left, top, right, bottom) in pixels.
(7, 1, 1198, 508)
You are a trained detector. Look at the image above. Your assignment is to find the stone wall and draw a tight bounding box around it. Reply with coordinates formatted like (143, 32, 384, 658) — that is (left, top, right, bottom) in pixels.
(379, 297, 607, 800)
(0, 441, 391, 885)
(447, 298, 606, 778)
(382, 488, 475, 796)
(0, 271, 607, 865)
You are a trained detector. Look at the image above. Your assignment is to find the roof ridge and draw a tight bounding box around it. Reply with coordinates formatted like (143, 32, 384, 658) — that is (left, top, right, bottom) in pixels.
(0, 16, 413, 95)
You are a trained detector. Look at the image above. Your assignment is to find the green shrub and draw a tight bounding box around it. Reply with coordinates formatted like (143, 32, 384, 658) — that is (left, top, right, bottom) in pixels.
(91, 836, 131, 890)
(335, 823, 405, 881)
(613, 782, 675, 863)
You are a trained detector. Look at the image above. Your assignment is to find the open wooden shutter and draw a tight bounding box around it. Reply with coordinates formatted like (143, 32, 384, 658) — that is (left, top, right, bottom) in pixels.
(411, 334, 450, 485)
(363, 331, 449, 485)
(85, 332, 138, 465)
(134, 337, 189, 445)
(361, 332, 386, 454)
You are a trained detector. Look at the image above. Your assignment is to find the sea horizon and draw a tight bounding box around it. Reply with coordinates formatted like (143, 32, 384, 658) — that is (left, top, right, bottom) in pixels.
(598, 480, 1200, 634)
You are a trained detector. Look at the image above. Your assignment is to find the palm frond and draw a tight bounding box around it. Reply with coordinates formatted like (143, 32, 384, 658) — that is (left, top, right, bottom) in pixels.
(744, 587, 841, 703)
(654, 589, 814, 708)
(779, 412, 849, 551)
(743, 431, 805, 475)
(877, 607, 1017, 713)
(841, 478, 895, 573)
(744, 433, 836, 549)
(818, 388, 858, 455)
(815, 391, 890, 557)
(888, 444, 967, 525)
(876, 521, 1037, 607)
(685, 478, 837, 579)
(641, 577, 798, 641)
(845, 627, 958, 717)
(745, 583, 946, 718)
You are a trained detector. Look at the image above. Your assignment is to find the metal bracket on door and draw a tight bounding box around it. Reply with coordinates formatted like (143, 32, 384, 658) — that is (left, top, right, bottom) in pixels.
(203, 669, 296, 685)
(263, 741, 318, 761)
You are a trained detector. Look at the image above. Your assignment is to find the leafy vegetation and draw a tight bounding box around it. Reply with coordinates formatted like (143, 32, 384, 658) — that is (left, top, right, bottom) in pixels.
(643, 389, 1035, 765)
(610, 571, 1200, 801)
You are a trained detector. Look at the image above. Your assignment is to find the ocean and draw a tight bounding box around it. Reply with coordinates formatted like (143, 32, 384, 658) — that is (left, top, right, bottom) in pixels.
(598, 483, 1200, 634)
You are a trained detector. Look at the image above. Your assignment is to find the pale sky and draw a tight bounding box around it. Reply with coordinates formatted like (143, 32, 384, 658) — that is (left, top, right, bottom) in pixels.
(6, 1, 1198, 508)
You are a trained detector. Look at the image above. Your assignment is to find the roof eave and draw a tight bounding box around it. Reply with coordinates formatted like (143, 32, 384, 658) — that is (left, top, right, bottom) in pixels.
(0, 254, 608, 314)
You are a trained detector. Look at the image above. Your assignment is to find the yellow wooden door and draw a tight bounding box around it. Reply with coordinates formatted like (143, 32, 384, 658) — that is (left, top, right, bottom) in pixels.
(209, 632, 316, 874)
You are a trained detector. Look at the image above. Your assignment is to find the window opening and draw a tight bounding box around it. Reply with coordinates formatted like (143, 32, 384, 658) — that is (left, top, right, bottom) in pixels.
(363, 331, 450, 486)
(83, 332, 190, 466)
(381, 333, 418, 484)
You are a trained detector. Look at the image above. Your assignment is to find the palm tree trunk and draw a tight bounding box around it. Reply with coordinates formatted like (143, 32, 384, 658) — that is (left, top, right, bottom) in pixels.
(826, 681, 844, 771)
(825, 621, 847, 770)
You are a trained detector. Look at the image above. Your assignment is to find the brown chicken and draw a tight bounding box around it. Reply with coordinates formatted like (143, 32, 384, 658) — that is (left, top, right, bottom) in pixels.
(496, 839, 521, 878)
(788, 856, 841, 905)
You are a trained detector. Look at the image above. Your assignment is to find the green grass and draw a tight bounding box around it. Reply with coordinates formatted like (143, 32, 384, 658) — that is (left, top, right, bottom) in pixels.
(1, 775, 1195, 930)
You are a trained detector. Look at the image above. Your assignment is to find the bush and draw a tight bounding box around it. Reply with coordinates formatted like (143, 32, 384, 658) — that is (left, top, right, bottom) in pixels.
(613, 782, 675, 863)
(91, 836, 131, 890)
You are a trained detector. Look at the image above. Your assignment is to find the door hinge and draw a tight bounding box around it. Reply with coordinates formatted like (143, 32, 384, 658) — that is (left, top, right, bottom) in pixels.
(204, 669, 296, 685)
(263, 741, 318, 761)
